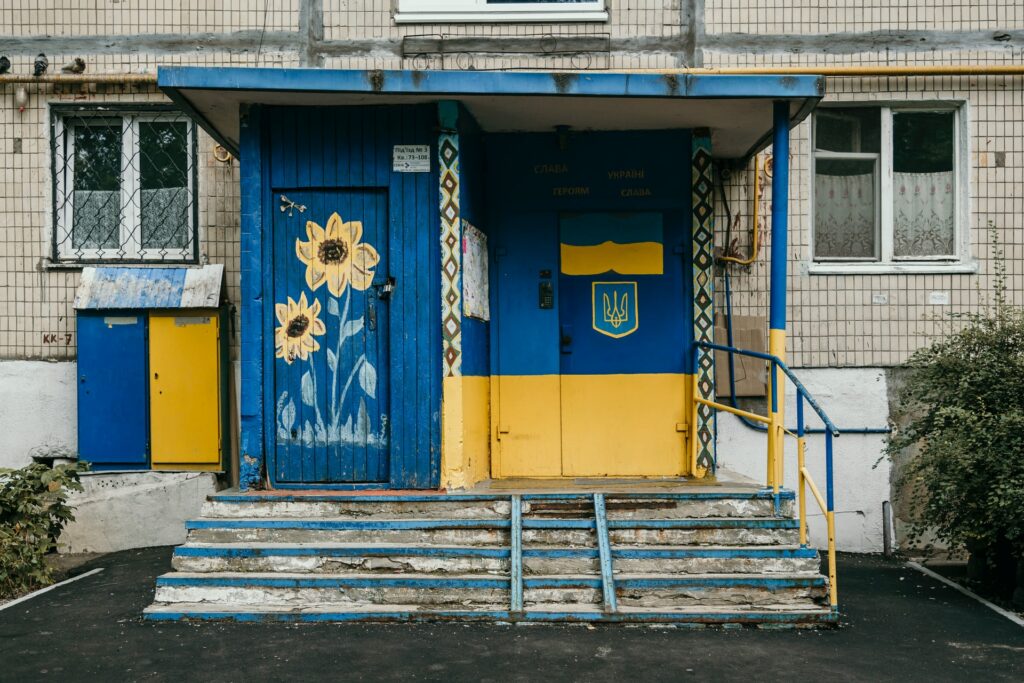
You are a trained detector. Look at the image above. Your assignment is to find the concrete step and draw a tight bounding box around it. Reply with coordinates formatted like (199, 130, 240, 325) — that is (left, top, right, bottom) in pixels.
(153, 572, 509, 607)
(202, 491, 793, 521)
(523, 574, 828, 608)
(527, 492, 793, 520)
(203, 495, 510, 520)
(184, 517, 800, 547)
(170, 543, 820, 576)
(153, 570, 827, 610)
(143, 602, 837, 625)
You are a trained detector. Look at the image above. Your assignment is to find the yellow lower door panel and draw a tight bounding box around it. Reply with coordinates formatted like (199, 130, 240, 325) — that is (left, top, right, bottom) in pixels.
(492, 375, 562, 478)
(560, 373, 688, 477)
(149, 312, 221, 468)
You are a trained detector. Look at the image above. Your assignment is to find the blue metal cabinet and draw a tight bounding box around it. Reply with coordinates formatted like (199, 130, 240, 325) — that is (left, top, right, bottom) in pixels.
(76, 312, 149, 469)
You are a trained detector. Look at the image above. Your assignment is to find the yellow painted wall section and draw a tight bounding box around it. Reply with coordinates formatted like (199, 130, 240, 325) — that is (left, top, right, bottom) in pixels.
(149, 312, 221, 468)
(491, 374, 562, 478)
(441, 376, 492, 490)
(561, 373, 689, 477)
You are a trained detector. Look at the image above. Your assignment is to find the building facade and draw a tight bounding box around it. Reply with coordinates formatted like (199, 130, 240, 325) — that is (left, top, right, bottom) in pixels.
(1, 1, 1022, 553)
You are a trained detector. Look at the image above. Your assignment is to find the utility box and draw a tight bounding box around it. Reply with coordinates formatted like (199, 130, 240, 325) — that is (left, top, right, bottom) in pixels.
(74, 266, 228, 473)
(77, 312, 150, 470)
(149, 312, 222, 469)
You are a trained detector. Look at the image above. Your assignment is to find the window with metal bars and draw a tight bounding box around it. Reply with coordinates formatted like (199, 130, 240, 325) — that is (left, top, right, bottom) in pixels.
(51, 106, 198, 263)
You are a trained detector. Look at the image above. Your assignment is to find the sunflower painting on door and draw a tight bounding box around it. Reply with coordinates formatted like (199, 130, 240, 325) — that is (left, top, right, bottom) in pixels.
(274, 211, 386, 448)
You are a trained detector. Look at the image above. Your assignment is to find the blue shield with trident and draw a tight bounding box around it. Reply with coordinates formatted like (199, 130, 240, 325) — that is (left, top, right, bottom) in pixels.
(592, 281, 638, 339)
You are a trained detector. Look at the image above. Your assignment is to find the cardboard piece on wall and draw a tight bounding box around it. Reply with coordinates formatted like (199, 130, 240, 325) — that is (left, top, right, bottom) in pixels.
(714, 313, 768, 398)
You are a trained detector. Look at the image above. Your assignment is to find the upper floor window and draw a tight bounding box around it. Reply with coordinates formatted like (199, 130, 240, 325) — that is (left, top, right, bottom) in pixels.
(394, 0, 607, 23)
(52, 106, 197, 263)
(811, 104, 969, 272)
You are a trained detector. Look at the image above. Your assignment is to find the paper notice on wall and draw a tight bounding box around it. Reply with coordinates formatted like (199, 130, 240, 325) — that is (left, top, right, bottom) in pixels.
(462, 221, 490, 322)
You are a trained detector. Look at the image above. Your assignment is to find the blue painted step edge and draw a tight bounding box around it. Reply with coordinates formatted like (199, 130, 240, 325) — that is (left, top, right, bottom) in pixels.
(184, 518, 800, 531)
(144, 608, 838, 624)
(207, 490, 797, 504)
(173, 545, 818, 560)
(156, 575, 824, 590)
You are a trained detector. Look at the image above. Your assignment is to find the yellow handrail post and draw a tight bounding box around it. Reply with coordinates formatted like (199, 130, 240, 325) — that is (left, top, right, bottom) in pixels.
(827, 509, 838, 610)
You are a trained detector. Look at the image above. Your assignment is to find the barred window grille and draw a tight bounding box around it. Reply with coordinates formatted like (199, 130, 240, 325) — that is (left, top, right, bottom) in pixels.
(52, 106, 198, 263)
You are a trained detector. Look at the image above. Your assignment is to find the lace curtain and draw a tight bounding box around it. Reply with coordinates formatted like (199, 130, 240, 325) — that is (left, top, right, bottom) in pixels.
(893, 171, 955, 257)
(815, 170, 955, 259)
(814, 173, 875, 258)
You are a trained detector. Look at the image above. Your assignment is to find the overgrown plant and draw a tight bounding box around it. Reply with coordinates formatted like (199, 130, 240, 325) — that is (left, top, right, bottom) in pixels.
(0, 462, 88, 599)
(888, 227, 1024, 579)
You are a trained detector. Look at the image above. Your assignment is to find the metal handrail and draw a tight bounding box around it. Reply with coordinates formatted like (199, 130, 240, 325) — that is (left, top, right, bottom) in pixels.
(697, 340, 839, 436)
(692, 340, 839, 613)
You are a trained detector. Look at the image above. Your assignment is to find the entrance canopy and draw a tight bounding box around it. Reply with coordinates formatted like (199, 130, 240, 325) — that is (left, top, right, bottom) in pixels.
(157, 67, 823, 162)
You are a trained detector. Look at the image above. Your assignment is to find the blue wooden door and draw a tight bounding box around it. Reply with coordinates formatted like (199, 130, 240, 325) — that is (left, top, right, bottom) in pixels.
(272, 189, 390, 483)
(77, 312, 149, 469)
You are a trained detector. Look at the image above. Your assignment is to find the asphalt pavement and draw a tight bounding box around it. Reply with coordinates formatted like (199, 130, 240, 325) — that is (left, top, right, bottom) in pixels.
(1, 548, 1022, 682)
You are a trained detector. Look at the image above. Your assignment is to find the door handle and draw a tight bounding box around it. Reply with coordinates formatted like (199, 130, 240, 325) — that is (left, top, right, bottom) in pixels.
(560, 325, 573, 354)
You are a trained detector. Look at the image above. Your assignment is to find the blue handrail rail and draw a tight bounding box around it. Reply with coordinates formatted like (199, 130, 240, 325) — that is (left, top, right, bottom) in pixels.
(696, 340, 840, 436)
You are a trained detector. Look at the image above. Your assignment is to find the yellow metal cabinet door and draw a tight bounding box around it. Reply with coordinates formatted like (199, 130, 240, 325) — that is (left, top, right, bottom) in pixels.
(149, 312, 221, 468)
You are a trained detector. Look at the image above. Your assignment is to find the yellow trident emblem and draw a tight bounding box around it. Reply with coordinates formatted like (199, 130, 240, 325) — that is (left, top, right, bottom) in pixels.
(603, 291, 629, 329)
(592, 282, 638, 338)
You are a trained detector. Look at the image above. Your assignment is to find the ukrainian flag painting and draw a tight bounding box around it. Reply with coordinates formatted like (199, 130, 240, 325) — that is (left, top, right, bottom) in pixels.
(560, 213, 664, 276)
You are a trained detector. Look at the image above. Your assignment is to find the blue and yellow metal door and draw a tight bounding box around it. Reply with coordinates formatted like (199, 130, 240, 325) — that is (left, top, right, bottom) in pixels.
(149, 311, 221, 469)
(558, 212, 690, 476)
(271, 189, 390, 484)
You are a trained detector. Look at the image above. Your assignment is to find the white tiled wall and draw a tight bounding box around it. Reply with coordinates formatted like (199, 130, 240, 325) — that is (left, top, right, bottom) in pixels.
(0, 2, 1021, 367)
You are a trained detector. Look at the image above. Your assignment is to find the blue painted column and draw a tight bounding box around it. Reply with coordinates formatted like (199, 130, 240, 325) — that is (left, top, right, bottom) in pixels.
(766, 100, 790, 491)
(238, 104, 266, 491)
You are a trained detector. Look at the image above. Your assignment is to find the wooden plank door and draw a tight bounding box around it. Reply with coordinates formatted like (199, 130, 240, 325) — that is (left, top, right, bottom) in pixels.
(272, 189, 390, 484)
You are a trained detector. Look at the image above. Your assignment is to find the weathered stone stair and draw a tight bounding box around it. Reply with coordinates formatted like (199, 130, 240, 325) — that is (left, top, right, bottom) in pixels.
(144, 490, 836, 625)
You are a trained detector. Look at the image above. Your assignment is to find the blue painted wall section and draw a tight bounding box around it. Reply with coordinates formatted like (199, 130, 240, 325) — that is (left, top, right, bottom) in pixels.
(240, 104, 442, 489)
(238, 104, 266, 491)
(691, 132, 717, 476)
(486, 130, 694, 378)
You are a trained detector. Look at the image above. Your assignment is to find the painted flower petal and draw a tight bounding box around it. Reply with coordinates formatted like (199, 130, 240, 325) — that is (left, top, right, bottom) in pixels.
(311, 317, 326, 335)
(296, 237, 313, 264)
(306, 220, 325, 243)
(343, 219, 363, 245)
(326, 212, 343, 241)
(275, 303, 289, 325)
(305, 263, 326, 291)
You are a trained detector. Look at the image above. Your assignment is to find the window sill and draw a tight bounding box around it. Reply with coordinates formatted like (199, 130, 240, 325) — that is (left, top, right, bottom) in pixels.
(394, 10, 609, 23)
(42, 258, 201, 271)
(805, 260, 979, 275)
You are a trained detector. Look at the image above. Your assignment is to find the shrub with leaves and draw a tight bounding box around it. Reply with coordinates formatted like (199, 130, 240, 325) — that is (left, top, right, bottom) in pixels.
(888, 231, 1024, 569)
(0, 462, 88, 599)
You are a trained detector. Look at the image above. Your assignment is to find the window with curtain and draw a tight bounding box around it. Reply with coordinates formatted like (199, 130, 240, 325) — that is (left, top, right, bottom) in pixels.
(52, 107, 197, 263)
(812, 105, 961, 267)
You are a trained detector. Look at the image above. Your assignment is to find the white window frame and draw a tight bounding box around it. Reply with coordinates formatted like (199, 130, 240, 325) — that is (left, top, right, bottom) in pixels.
(53, 109, 197, 263)
(394, 0, 607, 24)
(808, 102, 974, 275)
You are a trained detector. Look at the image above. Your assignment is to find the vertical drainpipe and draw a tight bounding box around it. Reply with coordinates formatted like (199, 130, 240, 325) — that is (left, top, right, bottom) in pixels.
(766, 100, 789, 492)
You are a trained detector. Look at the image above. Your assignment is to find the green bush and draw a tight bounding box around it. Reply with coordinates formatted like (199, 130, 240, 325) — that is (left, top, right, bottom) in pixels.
(888, 233, 1024, 579)
(0, 462, 88, 599)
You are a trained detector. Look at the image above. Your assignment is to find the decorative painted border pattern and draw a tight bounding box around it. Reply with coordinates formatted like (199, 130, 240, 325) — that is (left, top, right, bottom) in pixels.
(439, 132, 463, 377)
(691, 135, 716, 475)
